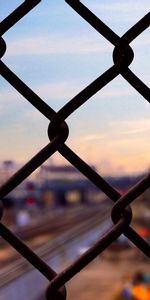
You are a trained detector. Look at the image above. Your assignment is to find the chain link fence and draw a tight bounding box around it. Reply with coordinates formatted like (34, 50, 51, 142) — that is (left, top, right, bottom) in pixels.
(0, 1, 150, 299)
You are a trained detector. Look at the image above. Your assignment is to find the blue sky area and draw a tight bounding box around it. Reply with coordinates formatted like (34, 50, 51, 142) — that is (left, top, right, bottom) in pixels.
(0, 0, 149, 175)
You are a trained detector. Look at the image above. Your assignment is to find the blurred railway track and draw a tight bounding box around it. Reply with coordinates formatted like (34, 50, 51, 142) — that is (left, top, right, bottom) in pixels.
(0, 201, 111, 290)
(2, 203, 107, 240)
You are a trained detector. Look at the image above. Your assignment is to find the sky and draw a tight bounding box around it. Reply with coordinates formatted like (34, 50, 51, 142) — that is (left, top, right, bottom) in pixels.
(0, 0, 150, 176)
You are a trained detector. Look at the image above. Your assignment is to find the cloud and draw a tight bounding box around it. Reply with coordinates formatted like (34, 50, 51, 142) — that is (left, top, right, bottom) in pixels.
(70, 133, 106, 142)
(34, 82, 136, 102)
(0, 82, 70, 113)
(83, 0, 149, 22)
(82, 134, 106, 141)
(4, 30, 149, 59)
(0, 80, 138, 127)
(110, 119, 150, 136)
(5, 34, 112, 57)
(131, 33, 150, 49)
(0, 80, 135, 108)
(34, 82, 79, 100)
(86, 1, 147, 13)
(67, 114, 150, 175)
(0, 89, 21, 115)
(68, 134, 150, 176)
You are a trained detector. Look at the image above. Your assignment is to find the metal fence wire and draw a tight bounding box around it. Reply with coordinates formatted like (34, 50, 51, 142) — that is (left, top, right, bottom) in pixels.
(0, 0, 150, 299)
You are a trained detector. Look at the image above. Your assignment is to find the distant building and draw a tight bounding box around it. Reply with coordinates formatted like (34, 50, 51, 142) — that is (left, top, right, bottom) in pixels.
(0, 160, 15, 185)
(38, 164, 96, 183)
(37, 164, 105, 206)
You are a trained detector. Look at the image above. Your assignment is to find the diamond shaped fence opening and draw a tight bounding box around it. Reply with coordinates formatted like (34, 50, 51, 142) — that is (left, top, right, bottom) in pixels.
(0, 1, 150, 300)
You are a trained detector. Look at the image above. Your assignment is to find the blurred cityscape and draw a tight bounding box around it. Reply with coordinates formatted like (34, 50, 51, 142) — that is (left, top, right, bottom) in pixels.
(0, 160, 150, 300)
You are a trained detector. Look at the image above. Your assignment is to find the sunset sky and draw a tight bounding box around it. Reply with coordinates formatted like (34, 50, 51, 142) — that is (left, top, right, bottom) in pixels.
(0, 0, 149, 176)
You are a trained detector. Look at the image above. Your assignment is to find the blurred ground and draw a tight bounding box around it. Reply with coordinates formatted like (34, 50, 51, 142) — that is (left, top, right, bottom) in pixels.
(1, 204, 150, 300)
(67, 249, 150, 300)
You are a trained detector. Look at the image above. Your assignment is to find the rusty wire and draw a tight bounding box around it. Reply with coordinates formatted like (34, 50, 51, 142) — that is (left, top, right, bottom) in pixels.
(0, 1, 150, 299)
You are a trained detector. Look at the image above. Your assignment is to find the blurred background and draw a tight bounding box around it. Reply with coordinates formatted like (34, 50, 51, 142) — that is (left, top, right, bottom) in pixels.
(0, 0, 150, 299)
